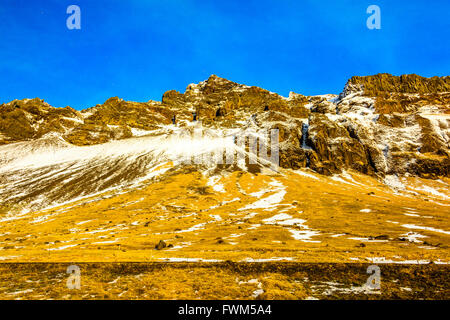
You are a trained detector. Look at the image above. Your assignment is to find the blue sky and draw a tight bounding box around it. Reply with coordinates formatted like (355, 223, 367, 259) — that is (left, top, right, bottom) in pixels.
(0, 0, 449, 110)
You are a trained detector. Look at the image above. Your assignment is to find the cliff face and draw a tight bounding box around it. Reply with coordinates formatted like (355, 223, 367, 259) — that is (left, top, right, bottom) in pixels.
(1, 73, 449, 178)
(344, 73, 450, 96)
(336, 74, 450, 178)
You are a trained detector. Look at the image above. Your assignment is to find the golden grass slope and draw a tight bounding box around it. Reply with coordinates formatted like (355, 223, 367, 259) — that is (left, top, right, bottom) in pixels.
(0, 166, 448, 264)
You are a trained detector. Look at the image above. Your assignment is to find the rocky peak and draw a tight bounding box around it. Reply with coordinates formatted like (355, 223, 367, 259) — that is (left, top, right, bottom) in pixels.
(185, 75, 240, 95)
(0, 98, 82, 144)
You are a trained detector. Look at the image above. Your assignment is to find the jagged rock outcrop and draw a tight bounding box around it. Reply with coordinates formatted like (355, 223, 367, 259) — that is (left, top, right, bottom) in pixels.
(1, 73, 448, 178)
(0, 98, 82, 144)
(65, 97, 172, 145)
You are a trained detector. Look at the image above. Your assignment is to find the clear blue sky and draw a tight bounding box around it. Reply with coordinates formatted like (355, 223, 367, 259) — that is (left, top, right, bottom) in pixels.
(0, 0, 449, 110)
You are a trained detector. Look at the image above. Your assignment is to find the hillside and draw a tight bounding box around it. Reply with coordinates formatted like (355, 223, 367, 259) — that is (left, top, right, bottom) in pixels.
(0, 74, 449, 299)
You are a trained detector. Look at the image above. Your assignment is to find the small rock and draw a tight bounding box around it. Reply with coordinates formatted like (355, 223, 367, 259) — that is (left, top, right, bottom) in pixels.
(155, 240, 167, 250)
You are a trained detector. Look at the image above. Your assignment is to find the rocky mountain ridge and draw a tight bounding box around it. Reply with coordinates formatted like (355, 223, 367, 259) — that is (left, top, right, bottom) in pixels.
(1, 73, 449, 178)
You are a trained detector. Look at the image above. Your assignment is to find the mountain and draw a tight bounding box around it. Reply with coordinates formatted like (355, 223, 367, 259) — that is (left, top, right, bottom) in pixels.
(0, 74, 448, 272)
(1, 74, 449, 177)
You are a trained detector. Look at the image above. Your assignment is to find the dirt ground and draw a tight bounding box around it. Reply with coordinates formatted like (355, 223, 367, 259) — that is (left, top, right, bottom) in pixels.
(0, 262, 448, 300)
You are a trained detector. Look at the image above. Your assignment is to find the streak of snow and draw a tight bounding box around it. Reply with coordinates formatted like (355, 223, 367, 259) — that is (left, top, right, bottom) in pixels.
(238, 180, 286, 211)
(401, 224, 450, 235)
(400, 232, 427, 243)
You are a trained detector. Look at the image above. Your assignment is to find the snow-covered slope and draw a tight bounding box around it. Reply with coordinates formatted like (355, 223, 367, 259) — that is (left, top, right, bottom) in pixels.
(0, 122, 279, 213)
